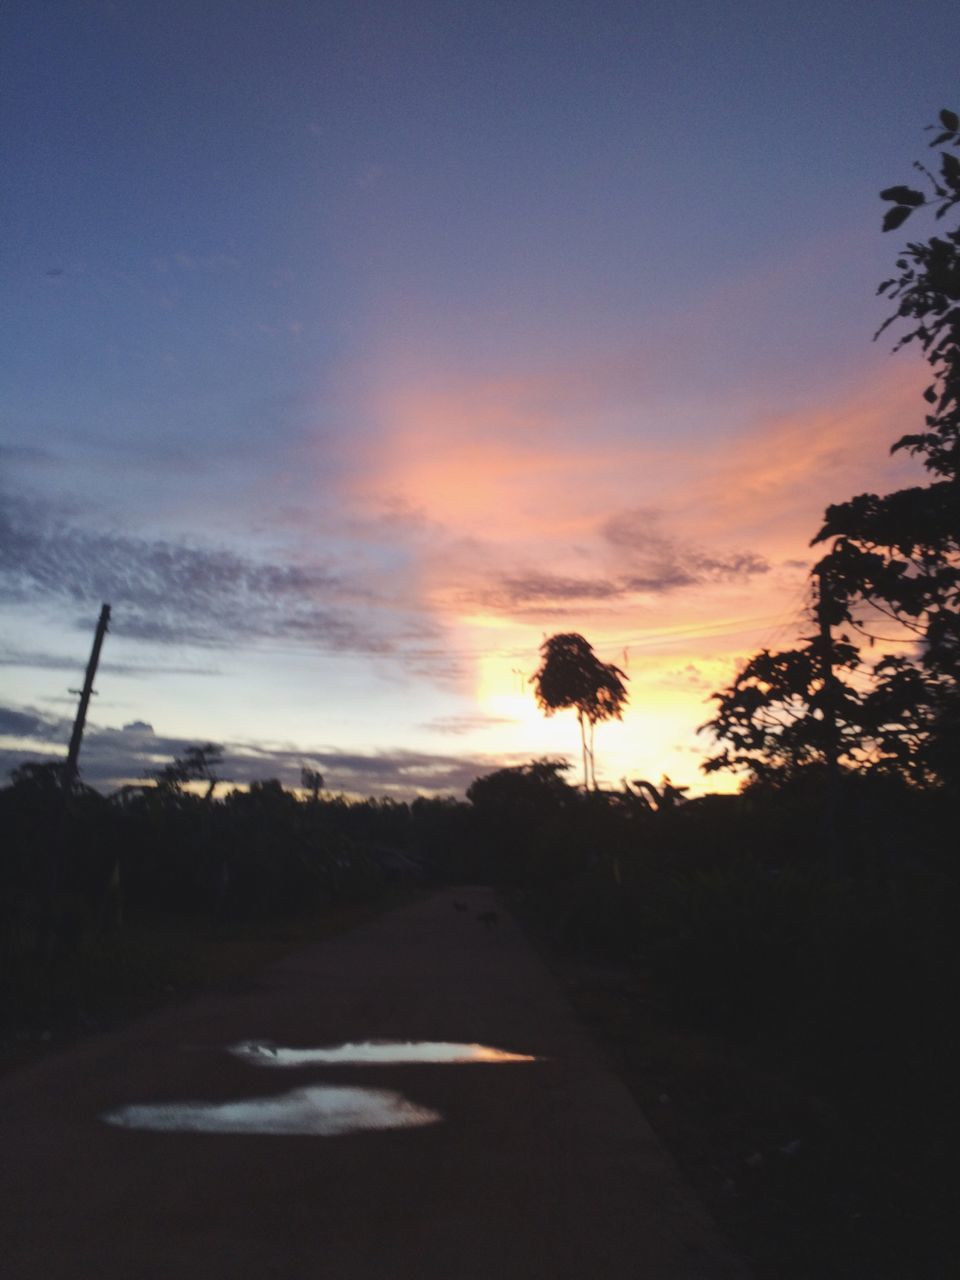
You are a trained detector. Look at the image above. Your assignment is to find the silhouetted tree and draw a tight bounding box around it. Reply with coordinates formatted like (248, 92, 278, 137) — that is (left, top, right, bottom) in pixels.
(701, 624, 866, 782)
(530, 634, 628, 788)
(704, 110, 960, 789)
(627, 775, 690, 811)
(466, 759, 579, 882)
(813, 109, 960, 786)
(152, 743, 223, 801)
(9, 760, 73, 795)
(300, 766, 324, 802)
(466, 758, 574, 815)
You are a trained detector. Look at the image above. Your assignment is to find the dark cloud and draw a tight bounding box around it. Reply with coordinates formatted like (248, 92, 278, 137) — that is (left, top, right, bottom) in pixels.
(602, 507, 769, 593)
(451, 510, 770, 619)
(474, 572, 624, 609)
(463, 542, 768, 615)
(0, 707, 46, 738)
(0, 647, 220, 677)
(0, 702, 502, 799)
(622, 569, 697, 592)
(692, 550, 770, 581)
(0, 491, 416, 655)
(230, 743, 491, 795)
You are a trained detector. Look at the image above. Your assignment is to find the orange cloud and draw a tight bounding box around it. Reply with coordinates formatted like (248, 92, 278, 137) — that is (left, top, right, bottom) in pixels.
(350, 349, 926, 558)
(327, 347, 934, 764)
(348, 374, 648, 541)
(670, 361, 928, 556)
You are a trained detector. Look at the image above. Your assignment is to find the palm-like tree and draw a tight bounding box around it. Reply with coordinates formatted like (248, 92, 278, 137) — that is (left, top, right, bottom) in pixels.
(530, 633, 628, 788)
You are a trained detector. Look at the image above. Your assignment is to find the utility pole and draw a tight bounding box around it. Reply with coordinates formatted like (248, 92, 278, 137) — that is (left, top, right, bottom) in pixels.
(64, 603, 111, 789)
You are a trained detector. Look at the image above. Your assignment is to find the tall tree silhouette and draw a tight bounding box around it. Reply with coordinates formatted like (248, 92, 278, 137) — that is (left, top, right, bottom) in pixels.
(704, 110, 960, 788)
(811, 108, 960, 785)
(530, 633, 628, 788)
(700, 610, 866, 781)
(153, 743, 224, 801)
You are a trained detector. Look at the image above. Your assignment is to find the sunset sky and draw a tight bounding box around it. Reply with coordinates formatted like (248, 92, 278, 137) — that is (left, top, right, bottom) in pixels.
(1, 0, 956, 796)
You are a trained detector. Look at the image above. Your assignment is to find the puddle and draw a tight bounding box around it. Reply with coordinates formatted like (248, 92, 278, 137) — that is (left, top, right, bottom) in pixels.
(228, 1039, 539, 1067)
(102, 1085, 440, 1136)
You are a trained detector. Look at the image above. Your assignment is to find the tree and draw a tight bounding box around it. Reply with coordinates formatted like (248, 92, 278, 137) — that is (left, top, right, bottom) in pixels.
(704, 110, 960, 790)
(811, 109, 960, 786)
(626, 776, 690, 812)
(466, 758, 573, 817)
(300, 766, 324, 802)
(530, 633, 628, 788)
(701, 625, 866, 782)
(152, 743, 224, 801)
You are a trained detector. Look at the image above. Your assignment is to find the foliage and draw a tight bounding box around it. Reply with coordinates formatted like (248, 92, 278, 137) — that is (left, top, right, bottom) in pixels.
(151, 743, 224, 799)
(625, 776, 689, 811)
(703, 111, 960, 789)
(0, 750, 445, 1015)
(530, 633, 628, 788)
(300, 766, 324, 801)
(466, 759, 582, 883)
(2, 741, 955, 1274)
(644, 863, 826, 1030)
(875, 108, 960, 476)
(466, 757, 573, 814)
(700, 631, 864, 780)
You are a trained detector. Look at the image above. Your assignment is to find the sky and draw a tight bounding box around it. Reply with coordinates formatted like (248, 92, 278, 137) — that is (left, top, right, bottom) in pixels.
(1, 0, 957, 797)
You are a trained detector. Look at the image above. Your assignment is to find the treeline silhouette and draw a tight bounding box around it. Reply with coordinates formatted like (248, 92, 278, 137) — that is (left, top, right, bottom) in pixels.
(0, 753, 473, 1038)
(1, 750, 954, 1276)
(3, 753, 954, 1045)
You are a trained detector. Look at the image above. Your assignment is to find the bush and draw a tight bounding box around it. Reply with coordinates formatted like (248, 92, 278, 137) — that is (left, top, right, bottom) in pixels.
(643, 864, 825, 1032)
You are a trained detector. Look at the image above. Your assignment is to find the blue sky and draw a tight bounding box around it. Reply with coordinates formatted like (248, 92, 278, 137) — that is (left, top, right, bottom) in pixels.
(2, 1, 957, 794)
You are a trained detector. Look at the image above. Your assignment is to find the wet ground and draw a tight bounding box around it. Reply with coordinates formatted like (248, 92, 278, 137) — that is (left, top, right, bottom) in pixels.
(0, 888, 747, 1279)
(105, 1038, 537, 1134)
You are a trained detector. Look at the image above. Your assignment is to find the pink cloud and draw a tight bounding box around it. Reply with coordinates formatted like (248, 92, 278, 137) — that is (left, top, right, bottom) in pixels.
(669, 362, 927, 557)
(351, 354, 926, 564)
(305, 340, 933, 704)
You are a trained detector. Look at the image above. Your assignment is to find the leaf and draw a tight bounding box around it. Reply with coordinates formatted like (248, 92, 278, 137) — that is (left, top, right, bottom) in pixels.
(930, 131, 956, 147)
(882, 205, 914, 232)
(942, 152, 960, 185)
(938, 108, 959, 131)
(879, 185, 925, 205)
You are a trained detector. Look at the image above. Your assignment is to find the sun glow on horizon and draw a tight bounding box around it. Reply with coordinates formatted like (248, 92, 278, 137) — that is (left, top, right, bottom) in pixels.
(460, 626, 743, 795)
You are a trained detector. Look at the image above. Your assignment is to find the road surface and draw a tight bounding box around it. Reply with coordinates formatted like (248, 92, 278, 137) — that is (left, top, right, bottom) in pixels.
(1, 888, 747, 1278)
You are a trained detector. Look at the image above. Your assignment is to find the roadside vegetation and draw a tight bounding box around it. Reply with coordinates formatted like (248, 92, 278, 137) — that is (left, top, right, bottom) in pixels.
(1, 754, 953, 1275)
(0, 753, 447, 1055)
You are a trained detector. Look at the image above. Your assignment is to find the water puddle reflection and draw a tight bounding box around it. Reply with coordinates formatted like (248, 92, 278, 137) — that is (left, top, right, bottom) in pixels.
(228, 1039, 539, 1067)
(102, 1085, 440, 1136)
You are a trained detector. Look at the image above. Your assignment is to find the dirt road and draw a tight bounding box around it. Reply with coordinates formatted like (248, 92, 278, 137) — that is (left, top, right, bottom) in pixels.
(1, 888, 746, 1278)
